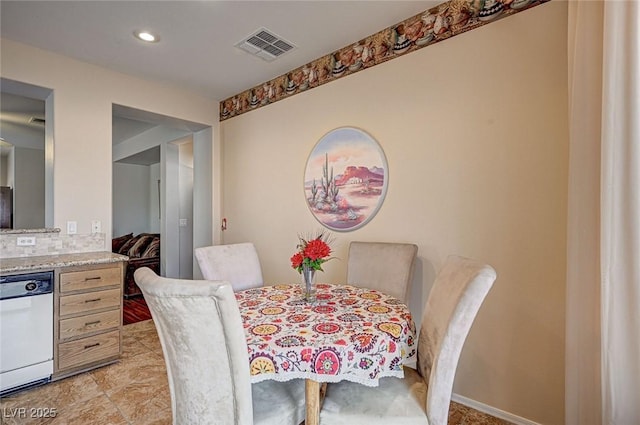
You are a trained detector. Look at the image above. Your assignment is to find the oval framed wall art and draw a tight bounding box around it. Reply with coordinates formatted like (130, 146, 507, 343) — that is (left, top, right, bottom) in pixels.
(304, 127, 388, 232)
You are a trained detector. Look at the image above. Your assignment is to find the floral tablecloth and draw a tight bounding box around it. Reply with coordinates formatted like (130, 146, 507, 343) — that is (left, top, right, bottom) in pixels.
(237, 283, 417, 387)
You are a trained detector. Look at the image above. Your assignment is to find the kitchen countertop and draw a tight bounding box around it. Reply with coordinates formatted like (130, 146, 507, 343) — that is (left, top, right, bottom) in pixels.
(0, 228, 61, 234)
(0, 252, 128, 274)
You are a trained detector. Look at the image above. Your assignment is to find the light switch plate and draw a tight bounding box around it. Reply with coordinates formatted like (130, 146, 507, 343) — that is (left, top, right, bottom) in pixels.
(67, 221, 77, 234)
(91, 220, 101, 233)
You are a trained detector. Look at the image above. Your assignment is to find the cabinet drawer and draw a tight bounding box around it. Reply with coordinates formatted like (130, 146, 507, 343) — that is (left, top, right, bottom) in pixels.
(59, 310, 120, 341)
(60, 288, 121, 316)
(60, 267, 121, 293)
(58, 330, 120, 371)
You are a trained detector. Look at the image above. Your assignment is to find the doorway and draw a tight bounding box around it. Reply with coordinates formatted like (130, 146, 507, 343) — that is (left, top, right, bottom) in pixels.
(112, 104, 212, 281)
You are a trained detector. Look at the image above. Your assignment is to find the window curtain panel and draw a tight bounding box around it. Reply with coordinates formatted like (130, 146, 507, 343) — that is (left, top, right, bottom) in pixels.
(566, 1, 640, 424)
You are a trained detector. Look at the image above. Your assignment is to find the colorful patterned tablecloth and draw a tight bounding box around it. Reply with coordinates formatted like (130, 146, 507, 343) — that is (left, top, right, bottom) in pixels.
(237, 283, 417, 387)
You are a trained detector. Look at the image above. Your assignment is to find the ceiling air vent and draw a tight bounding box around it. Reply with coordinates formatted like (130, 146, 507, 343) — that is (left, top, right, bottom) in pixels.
(236, 28, 295, 62)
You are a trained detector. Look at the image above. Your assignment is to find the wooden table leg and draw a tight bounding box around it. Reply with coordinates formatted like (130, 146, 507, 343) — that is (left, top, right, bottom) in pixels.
(305, 379, 320, 425)
(319, 382, 327, 409)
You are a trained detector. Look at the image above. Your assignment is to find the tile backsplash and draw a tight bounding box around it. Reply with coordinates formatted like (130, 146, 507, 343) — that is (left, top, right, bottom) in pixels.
(0, 232, 106, 258)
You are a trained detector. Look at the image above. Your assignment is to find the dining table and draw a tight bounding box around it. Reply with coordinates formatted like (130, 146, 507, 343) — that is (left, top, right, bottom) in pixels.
(236, 282, 417, 425)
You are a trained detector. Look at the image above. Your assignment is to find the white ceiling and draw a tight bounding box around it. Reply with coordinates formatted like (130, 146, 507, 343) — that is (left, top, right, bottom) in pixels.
(1, 1, 439, 163)
(0, 1, 438, 101)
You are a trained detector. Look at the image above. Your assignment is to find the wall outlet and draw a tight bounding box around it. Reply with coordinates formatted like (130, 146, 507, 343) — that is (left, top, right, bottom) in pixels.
(67, 221, 77, 234)
(91, 220, 101, 233)
(17, 236, 36, 246)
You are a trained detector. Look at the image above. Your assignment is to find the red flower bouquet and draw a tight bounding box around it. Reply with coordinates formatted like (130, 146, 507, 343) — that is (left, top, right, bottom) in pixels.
(290, 231, 334, 273)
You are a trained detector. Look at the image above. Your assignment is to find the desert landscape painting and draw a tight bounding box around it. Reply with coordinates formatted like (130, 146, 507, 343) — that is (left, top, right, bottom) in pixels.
(304, 127, 388, 231)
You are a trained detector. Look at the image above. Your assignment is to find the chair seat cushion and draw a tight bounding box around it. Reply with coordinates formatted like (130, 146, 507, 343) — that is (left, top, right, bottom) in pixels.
(253, 379, 306, 425)
(320, 367, 428, 425)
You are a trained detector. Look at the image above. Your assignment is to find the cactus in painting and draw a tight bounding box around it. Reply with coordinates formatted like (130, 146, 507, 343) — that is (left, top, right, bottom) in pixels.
(311, 179, 318, 203)
(320, 152, 340, 204)
(321, 153, 330, 201)
(329, 181, 340, 202)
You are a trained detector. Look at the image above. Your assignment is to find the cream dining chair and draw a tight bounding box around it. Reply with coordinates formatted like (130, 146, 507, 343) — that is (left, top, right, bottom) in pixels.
(346, 241, 418, 302)
(134, 267, 306, 425)
(320, 255, 496, 425)
(195, 242, 264, 291)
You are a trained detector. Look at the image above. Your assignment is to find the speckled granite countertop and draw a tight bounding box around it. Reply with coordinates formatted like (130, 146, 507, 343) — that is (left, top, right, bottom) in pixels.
(0, 228, 61, 235)
(0, 252, 128, 274)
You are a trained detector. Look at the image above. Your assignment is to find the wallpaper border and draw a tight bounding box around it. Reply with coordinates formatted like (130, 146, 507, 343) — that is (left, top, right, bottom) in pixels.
(219, 0, 550, 121)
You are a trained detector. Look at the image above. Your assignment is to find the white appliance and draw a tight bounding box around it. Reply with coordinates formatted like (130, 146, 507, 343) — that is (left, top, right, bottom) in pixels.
(0, 271, 54, 396)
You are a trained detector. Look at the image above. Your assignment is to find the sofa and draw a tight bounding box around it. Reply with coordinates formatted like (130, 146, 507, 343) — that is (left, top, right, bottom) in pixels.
(112, 233, 160, 298)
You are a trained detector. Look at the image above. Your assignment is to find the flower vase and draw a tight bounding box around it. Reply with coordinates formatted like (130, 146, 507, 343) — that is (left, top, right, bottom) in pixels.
(301, 264, 317, 302)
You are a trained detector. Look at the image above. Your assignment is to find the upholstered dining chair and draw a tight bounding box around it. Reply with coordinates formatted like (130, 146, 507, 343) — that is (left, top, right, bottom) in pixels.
(346, 241, 418, 302)
(320, 255, 496, 425)
(134, 267, 306, 425)
(195, 242, 264, 291)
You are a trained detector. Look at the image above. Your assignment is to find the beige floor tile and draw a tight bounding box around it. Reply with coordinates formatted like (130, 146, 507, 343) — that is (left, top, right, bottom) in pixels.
(106, 373, 170, 409)
(0, 374, 102, 414)
(134, 329, 163, 353)
(121, 331, 153, 359)
(90, 352, 167, 394)
(449, 401, 469, 425)
(48, 394, 128, 425)
(107, 377, 170, 423)
(462, 408, 513, 425)
(133, 407, 172, 425)
(123, 319, 156, 335)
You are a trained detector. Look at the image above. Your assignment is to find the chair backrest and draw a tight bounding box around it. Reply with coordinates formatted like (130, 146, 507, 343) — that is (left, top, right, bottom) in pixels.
(346, 241, 418, 302)
(195, 242, 264, 291)
(416, 255, 496, 425)
(134, 267, 253, 425)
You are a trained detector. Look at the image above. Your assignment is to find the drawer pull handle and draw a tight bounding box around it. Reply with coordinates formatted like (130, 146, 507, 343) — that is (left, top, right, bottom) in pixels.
(85, 276, 102, 281)
(84, 298, 101, 303)
(84, 342, 100, 349)
(85, 320, 101, 326)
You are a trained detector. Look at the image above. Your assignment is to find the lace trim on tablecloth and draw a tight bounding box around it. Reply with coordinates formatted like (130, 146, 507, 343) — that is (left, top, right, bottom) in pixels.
(249, 366, 414, 387)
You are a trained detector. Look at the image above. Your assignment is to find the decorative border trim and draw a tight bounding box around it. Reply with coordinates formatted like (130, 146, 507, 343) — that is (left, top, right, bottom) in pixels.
(220, 0, 549, 121)
(452, 393, 543, 425)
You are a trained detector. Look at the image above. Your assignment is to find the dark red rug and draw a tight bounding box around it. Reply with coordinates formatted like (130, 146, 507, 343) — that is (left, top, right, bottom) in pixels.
(123, 296, 152, 325)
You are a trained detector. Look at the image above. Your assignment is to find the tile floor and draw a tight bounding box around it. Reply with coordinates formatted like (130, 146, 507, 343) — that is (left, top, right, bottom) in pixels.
(1, 320, 511, 425)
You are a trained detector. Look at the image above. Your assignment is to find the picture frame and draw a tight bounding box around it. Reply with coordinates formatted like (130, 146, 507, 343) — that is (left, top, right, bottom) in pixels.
(304, 127, 388, 232)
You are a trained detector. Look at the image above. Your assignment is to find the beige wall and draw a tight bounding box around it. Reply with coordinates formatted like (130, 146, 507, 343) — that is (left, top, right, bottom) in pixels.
(0, 39, 219, 241)
(221, 3, 568, 424)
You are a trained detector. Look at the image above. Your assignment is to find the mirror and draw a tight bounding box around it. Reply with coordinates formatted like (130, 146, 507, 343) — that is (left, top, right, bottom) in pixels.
(0, 78, 53, 230)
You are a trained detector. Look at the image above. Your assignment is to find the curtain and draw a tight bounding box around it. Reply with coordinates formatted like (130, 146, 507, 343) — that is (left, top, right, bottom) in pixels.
(567, 1, 640, 424)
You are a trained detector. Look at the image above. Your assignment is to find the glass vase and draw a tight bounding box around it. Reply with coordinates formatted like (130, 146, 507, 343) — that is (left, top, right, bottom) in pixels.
(301, 264, 317, 302)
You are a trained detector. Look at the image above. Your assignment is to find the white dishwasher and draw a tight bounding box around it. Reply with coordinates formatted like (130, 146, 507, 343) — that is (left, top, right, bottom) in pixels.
(0, 271, 54, 396)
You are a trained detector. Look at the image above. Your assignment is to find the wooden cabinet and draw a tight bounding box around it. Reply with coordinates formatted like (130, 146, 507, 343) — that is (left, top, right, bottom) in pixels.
(53, 262, 124, 380)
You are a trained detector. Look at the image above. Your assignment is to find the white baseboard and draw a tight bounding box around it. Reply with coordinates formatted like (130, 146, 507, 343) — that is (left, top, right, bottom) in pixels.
(452, 393, 542, 425)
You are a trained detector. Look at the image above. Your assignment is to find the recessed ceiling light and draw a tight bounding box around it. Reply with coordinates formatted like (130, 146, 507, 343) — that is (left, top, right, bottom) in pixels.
(134, 31, 159, 43)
